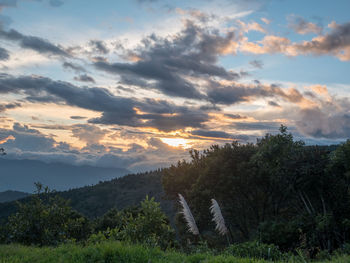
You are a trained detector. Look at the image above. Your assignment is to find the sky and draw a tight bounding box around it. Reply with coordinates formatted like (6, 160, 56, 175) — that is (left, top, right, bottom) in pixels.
(0, 0, 349, 172)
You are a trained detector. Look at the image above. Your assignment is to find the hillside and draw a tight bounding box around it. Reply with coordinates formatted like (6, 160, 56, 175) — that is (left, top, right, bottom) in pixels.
(0, 158, 129, 192)
(0, 170, 174, 222)
(0, 191, 29, 203)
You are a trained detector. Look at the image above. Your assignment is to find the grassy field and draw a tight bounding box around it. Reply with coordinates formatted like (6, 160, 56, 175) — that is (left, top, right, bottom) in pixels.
(0, 242, 349, 263)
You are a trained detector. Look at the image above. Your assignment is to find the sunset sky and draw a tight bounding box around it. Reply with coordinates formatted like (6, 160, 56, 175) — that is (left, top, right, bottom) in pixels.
(0, 0, 350, 172)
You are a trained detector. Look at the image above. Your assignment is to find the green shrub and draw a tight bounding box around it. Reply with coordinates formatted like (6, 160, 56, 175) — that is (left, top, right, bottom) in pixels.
(5, 183, 91, 246)
(88, 196, 176, 250)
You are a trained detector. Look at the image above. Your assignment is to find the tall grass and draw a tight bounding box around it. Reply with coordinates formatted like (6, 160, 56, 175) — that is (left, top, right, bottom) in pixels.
(0, 242, 349, 263)
(178, 193, 199, 236)
(210, 199, 228, 236)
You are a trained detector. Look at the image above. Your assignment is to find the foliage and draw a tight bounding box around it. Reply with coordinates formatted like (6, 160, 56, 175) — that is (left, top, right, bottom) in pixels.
(163, 126, 350, 255)
(90, 196, 175, 250)
(93, 206, 141, 233)
(4, 183, 91, 246)
(1, 241, 350, 263)
(225, 241, 286, 261)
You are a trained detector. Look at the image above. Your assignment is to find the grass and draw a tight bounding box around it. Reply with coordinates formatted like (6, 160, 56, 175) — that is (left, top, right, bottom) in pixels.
(0, 242, 349, 263)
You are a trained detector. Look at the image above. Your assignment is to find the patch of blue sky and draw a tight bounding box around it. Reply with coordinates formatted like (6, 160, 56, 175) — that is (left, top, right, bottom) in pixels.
(219, 51, 350, 86)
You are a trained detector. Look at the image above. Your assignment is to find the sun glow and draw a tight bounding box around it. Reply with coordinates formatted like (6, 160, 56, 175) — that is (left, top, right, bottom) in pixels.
(160, 138, 190, 148)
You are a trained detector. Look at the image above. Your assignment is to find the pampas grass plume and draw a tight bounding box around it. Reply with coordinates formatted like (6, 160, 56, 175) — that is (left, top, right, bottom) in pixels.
(210, 199, 228, 236)
(178, 193, 199, 235)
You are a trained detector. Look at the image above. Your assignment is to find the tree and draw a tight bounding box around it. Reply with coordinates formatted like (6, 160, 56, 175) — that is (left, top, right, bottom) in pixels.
(5, 183, 91, 246)
(118, 196, 175, 249)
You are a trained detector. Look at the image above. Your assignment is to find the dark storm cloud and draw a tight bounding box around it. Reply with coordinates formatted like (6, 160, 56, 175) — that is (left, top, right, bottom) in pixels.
(0, 28, 70, 57)
(89, 40, 109, 54)
(94, 21, 240, 99)
(74, 74, 95, 83)
(0, 46, 9, 60)
(0, 74, 210, 132)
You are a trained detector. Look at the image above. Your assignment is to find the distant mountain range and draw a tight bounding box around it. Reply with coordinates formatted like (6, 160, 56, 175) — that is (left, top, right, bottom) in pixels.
(0, 190, 29, 203)
(0, 158, 130, 193)
(0, 170, 174, 223)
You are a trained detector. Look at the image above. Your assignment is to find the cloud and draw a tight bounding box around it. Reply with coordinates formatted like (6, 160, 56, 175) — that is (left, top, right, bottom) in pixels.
(268, 100, 280, 107)
(292, 22, 350, 61)
(0, 122, 190, 172)
(240, 21, 350, 61)
(0, 74, 211, 132)
(94, 20, 240, 99)
(0, 102, 20, 112)
(207, 81, 305, 105)
(89, 40, 109, 54)
(288, 15, 322, 35)
(0, 46, 9, 60)
(70, 116, 87, 120)
(231, 121, 281, 131)
(236, 20, 267, 33)
(249, 59, 263, 68)
(0, 28, 70, 57)
(191, 129, 234, 139)
(71, 124, 107, 145)
(261, 17, 270, 24)
(62, 62, 86, 73)
(296, 107, 350, 139)
(74, 74, 95, 83)
(224, 113, 246, 119)
(240, 35, 291, 54)
(0, 122, 56, 152)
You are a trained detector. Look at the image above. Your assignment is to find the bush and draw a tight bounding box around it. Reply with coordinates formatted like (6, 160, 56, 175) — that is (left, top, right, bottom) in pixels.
(258, 220, 300, 251)
(88, 196, 176, 250)
(224, 241, 286, 261)
(5, 183, 91, 246)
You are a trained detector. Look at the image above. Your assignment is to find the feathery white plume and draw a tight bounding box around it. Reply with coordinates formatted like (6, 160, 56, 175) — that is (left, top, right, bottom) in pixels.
(178, 193, 199, 235)
(210, 199, 228, 236)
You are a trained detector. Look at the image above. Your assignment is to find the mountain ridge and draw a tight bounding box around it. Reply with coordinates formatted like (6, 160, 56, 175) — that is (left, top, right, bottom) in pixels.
(0, 158, 130, 192)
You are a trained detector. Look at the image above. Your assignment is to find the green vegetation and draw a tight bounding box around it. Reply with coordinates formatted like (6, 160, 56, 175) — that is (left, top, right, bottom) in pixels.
(163, 127, 350, 256)
(1, 241, 350, 263)
(2, 183, 90, 246)
(1, 126, 350, 262)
